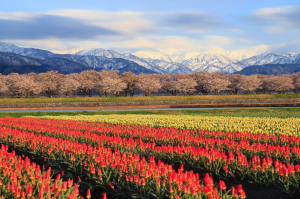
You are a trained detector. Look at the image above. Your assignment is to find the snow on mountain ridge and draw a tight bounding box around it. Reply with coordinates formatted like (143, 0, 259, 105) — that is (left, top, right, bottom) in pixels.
(0, 42, 19, 52)
(133, 50, 173, 62)
(237, 52, 300, 67)
(76, 48, 122, 58)
(131, 49, 256, 73)
(0, 42, 54, 59)
(73, 48, 167, 73)
(1, 41, 300, 74)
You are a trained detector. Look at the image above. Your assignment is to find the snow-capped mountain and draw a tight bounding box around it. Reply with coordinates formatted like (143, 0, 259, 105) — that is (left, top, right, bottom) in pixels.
(133, 50, 173, 62)
(0, 42, 20, 53)
(0, 42, 54, 59)
(1, 41, 300, 74)
(76, 48, 121, 57)
(130, 49, 256, 73)
(0, 42, 163, 74)
(236, 52, 300, 68)
(74, 47, 251, 73)
(74, 48, 168, 73)
(179, 53, 235, 73)
(140, 58, 193, 74)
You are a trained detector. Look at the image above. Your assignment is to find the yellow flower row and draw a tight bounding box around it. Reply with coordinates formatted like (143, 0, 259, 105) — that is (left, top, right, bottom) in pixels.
(29, 114, 300, 136)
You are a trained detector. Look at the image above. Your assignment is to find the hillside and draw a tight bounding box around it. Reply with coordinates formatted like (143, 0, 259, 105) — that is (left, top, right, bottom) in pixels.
(0, 63, 49, 75)
(0, 52, 156, 75)
(235, 64, 300, 75)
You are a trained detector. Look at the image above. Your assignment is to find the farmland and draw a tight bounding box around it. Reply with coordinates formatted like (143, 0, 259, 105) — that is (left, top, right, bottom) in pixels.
(0, 108, 299, 198)
(0, 94, 299, 104)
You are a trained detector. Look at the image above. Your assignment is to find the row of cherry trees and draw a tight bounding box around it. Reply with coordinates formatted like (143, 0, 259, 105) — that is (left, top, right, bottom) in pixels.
(0, 70, 299, 98)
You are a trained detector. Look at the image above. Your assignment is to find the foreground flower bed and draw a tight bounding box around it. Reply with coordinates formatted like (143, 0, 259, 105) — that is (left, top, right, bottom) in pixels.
(0, 144, 84, 199)
(25, 115, 300, 196)
(0, 123, 241, 199)
(1, 116, 300, 198)
(1, 116, 300, 191)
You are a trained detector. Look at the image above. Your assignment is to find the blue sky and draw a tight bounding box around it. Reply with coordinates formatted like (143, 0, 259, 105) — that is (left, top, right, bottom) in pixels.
(1, 0, 300, 54)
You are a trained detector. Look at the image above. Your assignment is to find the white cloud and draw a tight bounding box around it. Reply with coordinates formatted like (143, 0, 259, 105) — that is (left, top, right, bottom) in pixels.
(104, 36, 204, 52)
(160, 11, 224, 33)
(1, 38, 105, 51)
(202, 35, 232, 46)
(246, 45, 271, 54)
(253, 5, 297, 17)
(2, 8, 299, 54)
(0, 12, 38, 22)
(46, 9, 155, 38)
(264, 26, 286, 34)
(0, 12, 118, 40)
(269, 39, 300, 53)
(249, 5, 300, 30)
(2, 38, 67, 50)
(102, 35, 235, 54)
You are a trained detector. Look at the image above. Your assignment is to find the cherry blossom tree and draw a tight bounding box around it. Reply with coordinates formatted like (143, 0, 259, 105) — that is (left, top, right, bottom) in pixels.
(6, 73, 42, 97)
(37, 71, 65, 98)
(257, 75, 275, 94)
(227, 74, 242, 95)
(137, 74, 161, 96)
(238, 75, 261, 94)
(190, 72, 212, 95)
(97, 70, 126, 96)
(59, 74, 80, 97)
(0, 74, 8, 96)
(291, 72, 300, 93)
(175, 73, 197, 95)
(121, 72, 139, 96)
(78, 70, 100, 97)
(268, 75, 294, 94)
(160, 73, 179, 96)
(209, 73, 230, 94)
(0, 70, 299, 98)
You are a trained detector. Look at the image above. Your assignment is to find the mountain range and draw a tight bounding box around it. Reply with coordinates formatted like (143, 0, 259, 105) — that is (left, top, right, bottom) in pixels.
(235, 64, 300, 75)
(0, 42, 300, 75)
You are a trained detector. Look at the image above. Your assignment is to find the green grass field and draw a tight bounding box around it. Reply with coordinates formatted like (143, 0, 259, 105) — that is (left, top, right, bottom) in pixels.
(1, 107, 299, 118)
(0, 93, 299, 104)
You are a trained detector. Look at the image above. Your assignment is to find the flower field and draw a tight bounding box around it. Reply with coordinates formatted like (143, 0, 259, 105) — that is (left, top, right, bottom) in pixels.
(0, 116, 247, 199)
(1, 114, 299, 198)
(32, 114, 300, 136)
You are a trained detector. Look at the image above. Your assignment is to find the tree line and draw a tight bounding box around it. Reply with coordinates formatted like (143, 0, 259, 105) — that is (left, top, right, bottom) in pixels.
(0, 70, 299, 98)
